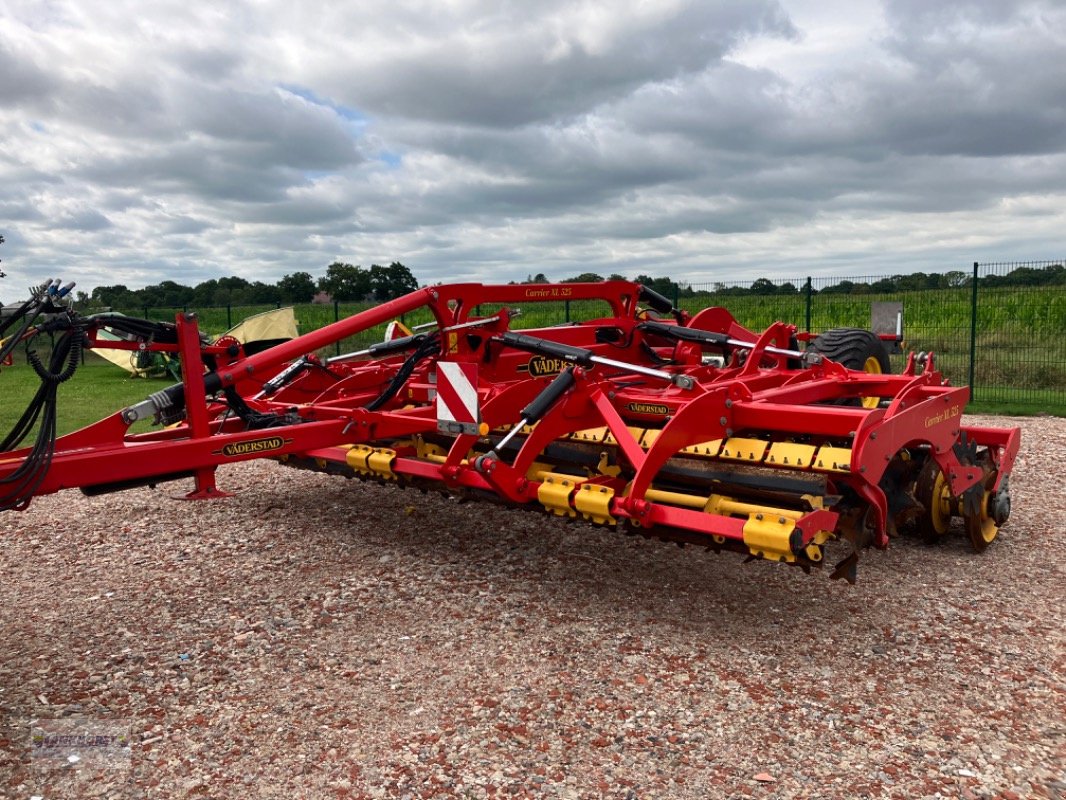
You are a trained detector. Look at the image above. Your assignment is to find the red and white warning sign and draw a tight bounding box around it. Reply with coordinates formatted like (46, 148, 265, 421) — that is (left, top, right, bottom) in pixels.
(436, 361, 481, 435)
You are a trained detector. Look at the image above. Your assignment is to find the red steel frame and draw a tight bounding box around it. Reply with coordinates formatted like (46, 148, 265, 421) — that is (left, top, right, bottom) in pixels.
(1, 282, 1020, 559)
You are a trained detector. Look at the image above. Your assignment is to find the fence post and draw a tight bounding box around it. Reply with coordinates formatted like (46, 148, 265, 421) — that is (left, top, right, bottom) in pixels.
(334, 300, 341, 356)
(969, 262, 979, 401)
(673, 283, 680, 308)
(143, 306, 149, 320)
(804, 277, 812, 333)
(565, 300, 570, 323)
(226, 304, 232, 329)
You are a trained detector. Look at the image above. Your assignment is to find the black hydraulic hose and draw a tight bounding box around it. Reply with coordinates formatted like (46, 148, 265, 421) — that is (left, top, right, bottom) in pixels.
(88, 313, 180, 343)
(0, 330, 83, 510)
(638, 284, 685, 324)
(0, 296, 41, 338)
(364, 334, 441, 412)
(0, 301, 43, 363)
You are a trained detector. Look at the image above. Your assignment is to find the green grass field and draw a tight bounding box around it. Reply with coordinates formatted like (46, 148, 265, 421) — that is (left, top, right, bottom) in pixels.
(0, 360, 173, 439)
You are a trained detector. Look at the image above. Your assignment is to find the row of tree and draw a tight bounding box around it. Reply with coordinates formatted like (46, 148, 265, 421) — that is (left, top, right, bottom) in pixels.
(80, 261, 1066, 310)
(526, 264, 1066, 298)
(88, 262, 419, 309)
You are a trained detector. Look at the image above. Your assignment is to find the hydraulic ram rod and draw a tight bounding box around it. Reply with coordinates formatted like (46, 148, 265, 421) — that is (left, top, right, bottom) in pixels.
(639, 320, 820, 363)
(327, 311, 519, 365)
(477, 367, 577, 467)
(495, 331, 695, 390)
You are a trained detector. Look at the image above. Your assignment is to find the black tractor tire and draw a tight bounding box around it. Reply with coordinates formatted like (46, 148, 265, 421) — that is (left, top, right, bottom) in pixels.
(810, 328, 891, 374)
(810, 328, 891, 407)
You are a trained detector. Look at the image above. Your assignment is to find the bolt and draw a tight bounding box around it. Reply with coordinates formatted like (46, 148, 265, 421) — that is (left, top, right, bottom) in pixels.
(608, 391, 616, 399)
(870, 432, 877, 440)
(725, 429, 733, 437)
(725, 399, 733, 408)
(719, 416, 728, 426)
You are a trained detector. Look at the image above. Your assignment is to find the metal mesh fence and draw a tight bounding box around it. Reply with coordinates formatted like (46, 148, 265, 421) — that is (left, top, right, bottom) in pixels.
(677, 261, 1065, 408)
(95, 260, 1064, 409)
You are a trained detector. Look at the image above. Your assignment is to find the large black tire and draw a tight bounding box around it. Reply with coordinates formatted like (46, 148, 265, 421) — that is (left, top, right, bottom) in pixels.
(810, 328, 891, 407)
(811, 328, 891, 373)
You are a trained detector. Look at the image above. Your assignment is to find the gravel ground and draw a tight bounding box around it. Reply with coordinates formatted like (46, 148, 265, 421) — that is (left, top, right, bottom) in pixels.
(0, 414, 1062, 799)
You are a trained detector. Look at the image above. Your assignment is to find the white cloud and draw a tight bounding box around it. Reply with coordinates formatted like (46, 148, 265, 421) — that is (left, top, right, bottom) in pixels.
(0, 0, 1063, 296)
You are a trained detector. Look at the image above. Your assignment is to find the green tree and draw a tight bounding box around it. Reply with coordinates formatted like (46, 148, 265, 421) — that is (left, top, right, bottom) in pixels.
(92, 284, 138, 308)
(246, 281, 281, 304)
(750, 278, 777, 295)
(869, 278, 898, 293)
(563, 272, 605, 283)
(318, 262, 370, 301)
(278, 272, 316, 303)
(212, 276, 252, 305)
(821, 280, 855, 295)
(634, 274, 680, 299)
(372, 261, 418, 299)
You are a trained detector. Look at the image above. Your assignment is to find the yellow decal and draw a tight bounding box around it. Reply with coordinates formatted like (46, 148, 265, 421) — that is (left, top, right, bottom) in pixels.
(625, 402, 670, 416)
(526, 355, 569, 377)
(523, 286, 573, 299)
(221, 436, 286, 457)
(924, 404, 960, 428)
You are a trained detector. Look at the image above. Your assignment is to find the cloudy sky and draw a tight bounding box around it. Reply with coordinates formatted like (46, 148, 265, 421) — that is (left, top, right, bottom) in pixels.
(1, 0, 1064, 294)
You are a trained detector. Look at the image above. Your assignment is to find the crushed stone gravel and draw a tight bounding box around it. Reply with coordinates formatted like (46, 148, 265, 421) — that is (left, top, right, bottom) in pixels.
(0, 414, 1062, 799)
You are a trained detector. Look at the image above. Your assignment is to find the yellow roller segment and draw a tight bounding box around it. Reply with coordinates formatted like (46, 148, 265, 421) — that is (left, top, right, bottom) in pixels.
(346, 445, 397, 479)
(537, 473, 583, 517)
(575, 483, 616, 525)
(860, 355, 883, 409)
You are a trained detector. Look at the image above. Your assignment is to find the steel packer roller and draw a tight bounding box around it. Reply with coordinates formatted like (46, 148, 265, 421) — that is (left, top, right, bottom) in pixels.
(0, 280, 1020, 582)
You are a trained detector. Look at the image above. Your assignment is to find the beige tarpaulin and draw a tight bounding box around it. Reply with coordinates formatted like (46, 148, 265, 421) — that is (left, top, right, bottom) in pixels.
(94, 307, 298, 377)
(92, 331, 158, 376)
(222, 307, 298, 344)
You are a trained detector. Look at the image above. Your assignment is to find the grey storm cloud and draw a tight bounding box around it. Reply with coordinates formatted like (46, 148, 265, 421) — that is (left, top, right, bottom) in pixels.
(0, 0, 1064, 294)
(314, 0, 797, 127)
